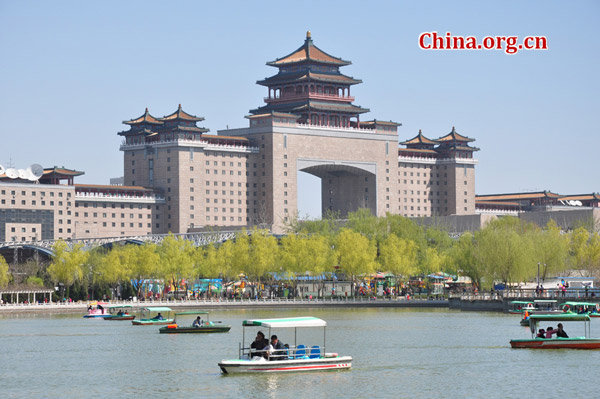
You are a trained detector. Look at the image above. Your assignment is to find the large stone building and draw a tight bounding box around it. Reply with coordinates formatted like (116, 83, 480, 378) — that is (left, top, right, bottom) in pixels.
(0, 33, 480, 241)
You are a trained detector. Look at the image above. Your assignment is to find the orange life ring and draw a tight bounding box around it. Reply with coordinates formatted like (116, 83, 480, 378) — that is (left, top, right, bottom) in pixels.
(563, 305, 570, 313)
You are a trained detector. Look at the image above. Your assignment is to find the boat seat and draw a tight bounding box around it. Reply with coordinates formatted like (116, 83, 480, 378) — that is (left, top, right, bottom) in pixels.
(309, 345, 321, 359)
(295, 344, 307, 358)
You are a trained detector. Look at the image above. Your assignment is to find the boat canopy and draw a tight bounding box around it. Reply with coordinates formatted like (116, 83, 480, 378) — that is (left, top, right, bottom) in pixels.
(243, 316, 327, 328)
(534, 300, 557, 303)
(510, 301, 533, 305)
(529, 314, 590, 322)
(560, 302, 598, 307)
(143, 307, 172, 312)
(108, 305, 133, 309)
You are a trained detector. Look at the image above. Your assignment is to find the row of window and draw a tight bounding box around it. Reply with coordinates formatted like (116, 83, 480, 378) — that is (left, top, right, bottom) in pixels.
(0, 190, 71, 198)
(1, 199, 69, 207)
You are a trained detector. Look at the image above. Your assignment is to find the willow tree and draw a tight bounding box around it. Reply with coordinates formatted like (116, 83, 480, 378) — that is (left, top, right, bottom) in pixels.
(230, 231, 250, 279)
(447, 232, 479, 287)
(94, 246, 130, 299)
(347, 208, 387, 242)
(334, 228, 377, 295)
(532, 220, 569, 280)
(246, 229, 278, 297)
(474, 222, 535, 289)
(47, 241, 89, 300)
(279, 233, 334, 298)
(378, 234, 418, 278)
(129, 243, 160, 299)
(0, 255, 10, 288)
(157, 234, 195, 298)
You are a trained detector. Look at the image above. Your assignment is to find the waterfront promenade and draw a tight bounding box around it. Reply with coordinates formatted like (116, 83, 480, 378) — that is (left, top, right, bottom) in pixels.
(0, 296, 449, 314)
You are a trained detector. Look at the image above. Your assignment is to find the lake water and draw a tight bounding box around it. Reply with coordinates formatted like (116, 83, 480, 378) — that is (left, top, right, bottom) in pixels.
(1, 308, 599, 399)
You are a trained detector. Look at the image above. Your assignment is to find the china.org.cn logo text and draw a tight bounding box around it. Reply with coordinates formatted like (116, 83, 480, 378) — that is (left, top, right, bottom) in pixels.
(419, 31, 548, 54)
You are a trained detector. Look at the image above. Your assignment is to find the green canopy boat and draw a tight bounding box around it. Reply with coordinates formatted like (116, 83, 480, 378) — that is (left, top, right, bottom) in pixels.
(159, 311, 231, 334)
(510, 314, 600, 349)
(132, 307, 174, 325)
(104, 305, 136, 321)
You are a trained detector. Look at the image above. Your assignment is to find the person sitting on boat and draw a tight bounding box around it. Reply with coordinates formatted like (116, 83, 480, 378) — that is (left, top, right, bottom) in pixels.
(117, 310, 123, 316)
(536, 329, 546, 338)
(545, 326, 558, 338)
(97, 304, 104, 311)
(250, 331, 269, 358)
(267, 335, 287, 361)
(556, 323, 569, 338)
(87, 305, 93, 311)
(153, 313, 164, 320)
(192, 316, 202, 328)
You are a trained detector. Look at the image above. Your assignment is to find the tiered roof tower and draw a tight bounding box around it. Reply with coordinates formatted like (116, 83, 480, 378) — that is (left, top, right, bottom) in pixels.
(251, 31, 369, 128)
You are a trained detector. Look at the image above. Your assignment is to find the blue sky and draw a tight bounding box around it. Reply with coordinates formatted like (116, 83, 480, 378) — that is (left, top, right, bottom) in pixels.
(1, 1, 598, 218)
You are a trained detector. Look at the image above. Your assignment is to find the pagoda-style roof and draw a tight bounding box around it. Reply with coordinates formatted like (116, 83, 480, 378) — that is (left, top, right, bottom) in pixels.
(267, 32, 351, 67)
(401, 130, 438, 146)
(436, 126, 475, 143)
(257, 71, 362, 86)
(253, 100, 369, 115)
(118, 128, 159, 137)
(159, 104, 205, 122)
(476, 191, 561, 201)
(43, 167, 84, 178)
(162, 125, 209, 133)
(123, 108, 163, 126)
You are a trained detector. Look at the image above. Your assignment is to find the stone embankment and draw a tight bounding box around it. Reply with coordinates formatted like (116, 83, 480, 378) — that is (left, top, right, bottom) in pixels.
(0, 297, 449, 314)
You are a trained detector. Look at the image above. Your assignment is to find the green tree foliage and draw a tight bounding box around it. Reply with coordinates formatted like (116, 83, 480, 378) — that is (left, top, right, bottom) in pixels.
(378, 234, 418, 278)
(473, 218, 535, 289)
(447, 232, 479, 286)
(532, 220, 569, 280)
(157, 234, 195, 295)
(0, 255, 10, 288)
(129, 243, 160, 297)
(230, 231, 251, 278)
(26, 276, 44, 287)
(347, 208, 387, 241)
(335, 229, 377, 291)
(247, 228, 279, 285)
(47, 241, 89, 297)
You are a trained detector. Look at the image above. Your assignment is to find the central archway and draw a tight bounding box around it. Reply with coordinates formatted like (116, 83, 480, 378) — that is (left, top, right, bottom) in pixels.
(297, 159, 377, 218)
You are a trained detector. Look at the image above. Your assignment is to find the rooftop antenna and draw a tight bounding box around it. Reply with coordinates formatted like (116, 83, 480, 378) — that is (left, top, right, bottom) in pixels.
(30, 164, 44, 180)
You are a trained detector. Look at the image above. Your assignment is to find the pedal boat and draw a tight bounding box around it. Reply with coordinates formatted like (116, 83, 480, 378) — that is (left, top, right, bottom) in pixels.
(159, 311, 231, 333)
(83, 302, 110, 318)
(560, 302, 600, 317)
(218, 316, 352, 374)
(104, 305, 136, 321)
(510, 314, 600, 349)
(131, 307, 173, 325)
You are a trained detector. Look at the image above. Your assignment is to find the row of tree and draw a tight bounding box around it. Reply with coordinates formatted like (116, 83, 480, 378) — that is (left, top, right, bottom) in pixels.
(2, 211, 600, 299)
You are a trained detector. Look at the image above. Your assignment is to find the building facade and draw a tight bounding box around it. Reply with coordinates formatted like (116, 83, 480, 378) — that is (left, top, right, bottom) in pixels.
(0, 33, 480, 241)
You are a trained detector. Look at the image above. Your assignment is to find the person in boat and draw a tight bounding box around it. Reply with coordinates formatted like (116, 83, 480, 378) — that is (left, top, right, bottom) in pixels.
(97, 304, 104, 311)
(545, 326, 558, 338)
(556, 323, 569, 338)
(153, 313, 164, 320)
(250, 331, 269, 358)
(267, 335, 287, 361)
(87, 305, 93, 311)
(117, 310, 123, 316)
(192, 316, 202, 328)
(536, 329, 546, 338)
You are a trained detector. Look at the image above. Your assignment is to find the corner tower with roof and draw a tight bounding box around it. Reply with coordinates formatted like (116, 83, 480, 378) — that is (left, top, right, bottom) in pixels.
(398, 127, 478, 218)
(119, 105, 258, 234)
(252, 31, 369, 128)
